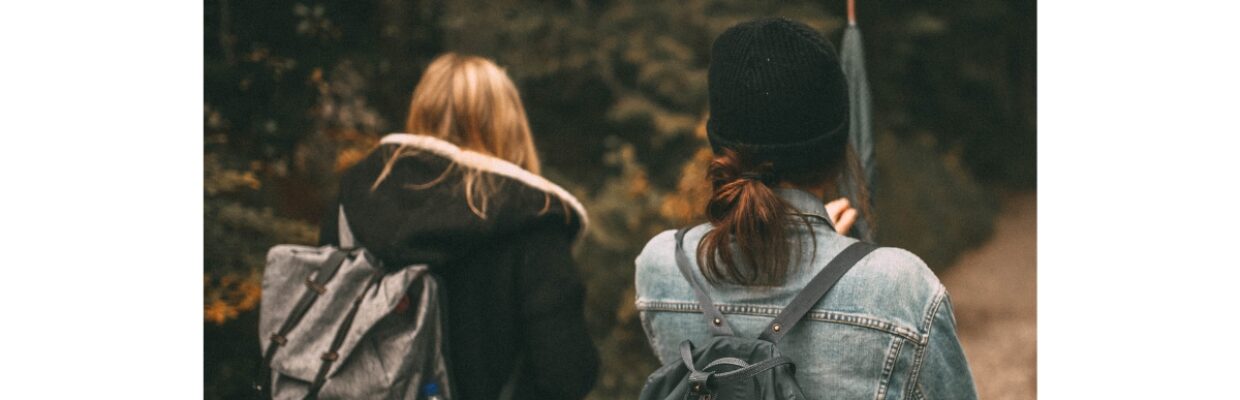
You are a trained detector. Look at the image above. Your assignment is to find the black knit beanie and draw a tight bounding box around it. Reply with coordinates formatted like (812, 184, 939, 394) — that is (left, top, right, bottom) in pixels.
(706, 17, 850, 172)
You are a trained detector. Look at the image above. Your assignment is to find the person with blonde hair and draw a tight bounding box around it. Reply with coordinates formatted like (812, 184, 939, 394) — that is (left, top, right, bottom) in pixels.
(319, 53, 598, 399)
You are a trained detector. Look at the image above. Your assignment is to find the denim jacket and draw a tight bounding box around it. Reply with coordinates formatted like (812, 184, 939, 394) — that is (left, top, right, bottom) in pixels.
(635, 189, 977, 399)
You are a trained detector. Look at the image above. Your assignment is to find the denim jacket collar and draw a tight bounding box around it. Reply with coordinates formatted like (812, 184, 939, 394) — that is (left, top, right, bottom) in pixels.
(774, 188, 835, 230)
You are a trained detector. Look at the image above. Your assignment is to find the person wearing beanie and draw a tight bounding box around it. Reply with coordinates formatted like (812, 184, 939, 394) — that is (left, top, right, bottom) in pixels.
(635, 17, 978, 398)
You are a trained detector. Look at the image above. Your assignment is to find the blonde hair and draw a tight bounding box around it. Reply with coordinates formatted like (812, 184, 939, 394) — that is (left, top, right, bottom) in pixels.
(374, 53, 543, 218)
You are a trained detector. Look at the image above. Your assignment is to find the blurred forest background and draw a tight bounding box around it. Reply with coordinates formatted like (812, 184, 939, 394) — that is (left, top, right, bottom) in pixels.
(204, 0, 1035, 398)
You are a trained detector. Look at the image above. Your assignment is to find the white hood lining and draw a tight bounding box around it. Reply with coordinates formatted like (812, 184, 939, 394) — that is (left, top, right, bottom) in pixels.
(379, 133, 589, 233)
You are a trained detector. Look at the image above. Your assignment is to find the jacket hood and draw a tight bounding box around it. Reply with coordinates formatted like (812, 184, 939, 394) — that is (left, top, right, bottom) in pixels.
(327, 133, 588, 268)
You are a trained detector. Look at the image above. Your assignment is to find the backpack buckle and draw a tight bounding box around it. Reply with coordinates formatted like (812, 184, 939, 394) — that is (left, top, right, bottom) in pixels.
(305, 277, 327, 295)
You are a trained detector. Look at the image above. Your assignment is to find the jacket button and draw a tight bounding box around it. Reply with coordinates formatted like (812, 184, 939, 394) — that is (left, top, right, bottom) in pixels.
(772, 323, 782, 333)
(712, 318, 721, 326)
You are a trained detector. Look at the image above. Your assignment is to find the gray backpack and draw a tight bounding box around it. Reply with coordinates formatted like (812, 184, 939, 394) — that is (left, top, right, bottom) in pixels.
(640, 228, 877, 400)
(255, 207, 452, 399)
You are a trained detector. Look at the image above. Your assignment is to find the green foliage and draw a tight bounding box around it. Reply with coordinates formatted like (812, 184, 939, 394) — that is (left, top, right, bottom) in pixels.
(569, 141, 669, 396)
(203, 154, 317, 305)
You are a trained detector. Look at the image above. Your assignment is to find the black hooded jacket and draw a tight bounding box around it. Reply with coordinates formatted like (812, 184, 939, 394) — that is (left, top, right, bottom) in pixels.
(318, 134, 598, 399)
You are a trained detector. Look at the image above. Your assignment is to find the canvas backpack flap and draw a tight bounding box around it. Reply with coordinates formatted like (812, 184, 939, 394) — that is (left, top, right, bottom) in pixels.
(261, 247, 376, 380)
(259, 244, 340, 356)
(261, 247, 424, 382)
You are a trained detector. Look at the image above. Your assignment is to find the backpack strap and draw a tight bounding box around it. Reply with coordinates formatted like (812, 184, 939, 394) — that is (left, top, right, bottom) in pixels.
(758, 241, 878, 343)
(304, 272, 383, 399)
(674, 227, 735, 336)
(261, 249, 350, 361)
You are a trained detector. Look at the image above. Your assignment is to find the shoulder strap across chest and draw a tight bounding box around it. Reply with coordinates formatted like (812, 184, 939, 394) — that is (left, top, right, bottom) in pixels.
(674, 228, 736, 336)
(672, 226, 878, 343)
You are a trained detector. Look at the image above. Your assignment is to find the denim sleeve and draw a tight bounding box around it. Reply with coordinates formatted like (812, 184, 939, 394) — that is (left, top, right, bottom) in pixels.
(917, 292, 978, 399)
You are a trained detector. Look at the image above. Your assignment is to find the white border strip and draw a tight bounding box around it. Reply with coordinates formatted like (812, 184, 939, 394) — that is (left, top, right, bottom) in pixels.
(379, 133, 589, 234)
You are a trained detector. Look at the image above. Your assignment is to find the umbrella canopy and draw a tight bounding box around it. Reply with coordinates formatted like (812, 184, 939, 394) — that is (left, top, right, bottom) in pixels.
(840, 0, 876, 242)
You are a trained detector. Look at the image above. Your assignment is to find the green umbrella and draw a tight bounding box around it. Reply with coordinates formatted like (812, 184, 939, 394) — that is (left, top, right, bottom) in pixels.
(841, 0, 876, 242)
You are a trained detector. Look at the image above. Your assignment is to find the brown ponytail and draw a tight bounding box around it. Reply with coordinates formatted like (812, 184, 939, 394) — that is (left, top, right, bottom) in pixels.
(696, 148, 795, 286)
(695, 142, 874, 286)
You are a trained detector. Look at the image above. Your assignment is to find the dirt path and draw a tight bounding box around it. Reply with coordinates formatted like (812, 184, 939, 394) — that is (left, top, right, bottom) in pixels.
(938, 193, 1037, 399)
